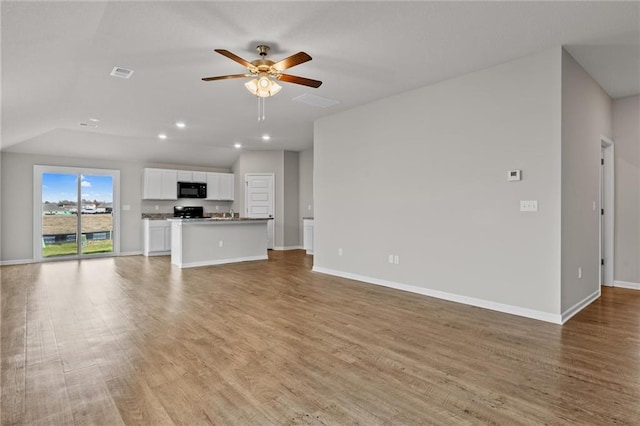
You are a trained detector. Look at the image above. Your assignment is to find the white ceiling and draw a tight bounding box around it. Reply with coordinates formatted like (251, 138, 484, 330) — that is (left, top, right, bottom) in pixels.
(2, 1, 638, 168)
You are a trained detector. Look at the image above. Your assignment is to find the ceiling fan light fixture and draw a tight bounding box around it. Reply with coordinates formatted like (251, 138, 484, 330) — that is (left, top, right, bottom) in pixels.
(245, 75, 282, 98)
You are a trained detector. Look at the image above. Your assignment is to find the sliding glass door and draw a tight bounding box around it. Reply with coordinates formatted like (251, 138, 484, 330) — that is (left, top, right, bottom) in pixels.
(35, 166, 120, 260)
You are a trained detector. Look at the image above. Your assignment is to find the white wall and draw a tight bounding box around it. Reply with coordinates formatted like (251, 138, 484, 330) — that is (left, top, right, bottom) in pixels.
(1, 152, 144, 261)
(299, 148, 314, 239)
(314, 48, 563, 320)
(560, 50, 612, 313)
(283, 151, 300, 247)
(0, 153, 234, 262)
(231, 150, 301, 249)
(613, 95, 640, 284)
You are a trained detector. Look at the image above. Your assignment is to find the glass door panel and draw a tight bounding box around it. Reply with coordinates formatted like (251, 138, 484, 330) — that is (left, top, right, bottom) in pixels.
(80, 174, 114, 255)
(41, 173, 79, 258)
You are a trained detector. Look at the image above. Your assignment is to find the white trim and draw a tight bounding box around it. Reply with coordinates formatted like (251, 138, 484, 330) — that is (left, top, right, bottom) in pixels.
(561, 288, 601, 324)
(34, 165, 121, 261)
(174, 254, 268, 269)
(614, 280, 640, 290)
(120, 251, 143, 257)
(272, 246, 303, 251)
(0, 259, 35, 266)
(600, 137, 615, 286)
(312, 266, 563, 324)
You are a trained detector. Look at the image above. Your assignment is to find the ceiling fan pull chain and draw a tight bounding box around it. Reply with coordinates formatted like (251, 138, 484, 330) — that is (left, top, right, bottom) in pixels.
(257, 96, 266, 122)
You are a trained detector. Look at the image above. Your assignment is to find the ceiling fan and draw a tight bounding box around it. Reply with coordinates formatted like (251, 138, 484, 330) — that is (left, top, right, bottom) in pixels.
(202, 45, 322, 97)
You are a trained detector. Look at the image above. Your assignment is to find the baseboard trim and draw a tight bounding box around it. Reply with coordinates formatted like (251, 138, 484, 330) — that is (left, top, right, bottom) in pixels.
(272, 246, 303, 251)
(173, 255, 268, 269)
(312, 266, 562, 324)
(1, 252, 143, 266)
(560, 288, 601, 324)
(614, 280, 640, 290)
(0, 258, 35, 266)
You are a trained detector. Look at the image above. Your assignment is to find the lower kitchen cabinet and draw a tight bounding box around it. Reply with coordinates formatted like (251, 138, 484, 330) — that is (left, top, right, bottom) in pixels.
(303, 218, 314, 255)
(142, 219, 171, 256)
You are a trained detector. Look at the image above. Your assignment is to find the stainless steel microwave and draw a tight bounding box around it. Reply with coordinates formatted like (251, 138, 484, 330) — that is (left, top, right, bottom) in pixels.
(177, 181, 207, 198)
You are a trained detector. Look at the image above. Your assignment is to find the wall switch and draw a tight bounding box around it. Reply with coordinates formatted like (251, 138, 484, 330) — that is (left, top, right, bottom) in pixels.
(394, 255, 400, 265)
(578, 267, 582, 279)
(592, 201, 596, 211)
(219, 240, 223, 248)
(520, 200, 538, 212)
(308, 204, 312, 211)
(216, 205, 219, 211)
(388, 254, 394, 264)
(122, 205, 131, 211)
(508, 170, 522, 181)
(338, 248, 343, 256)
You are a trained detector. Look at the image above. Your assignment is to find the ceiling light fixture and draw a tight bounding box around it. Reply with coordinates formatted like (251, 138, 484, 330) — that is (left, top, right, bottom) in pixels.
(158, 133, 167, 140)
(234, 143, 242, 149)
(262, 134, 270, 141)
(89, 118, 100, 122)
(176, 122, 186, 129)
(244, 74, 282, 98)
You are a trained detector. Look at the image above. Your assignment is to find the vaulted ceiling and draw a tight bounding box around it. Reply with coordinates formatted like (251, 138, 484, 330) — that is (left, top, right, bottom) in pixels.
(2, 1, 638, 167)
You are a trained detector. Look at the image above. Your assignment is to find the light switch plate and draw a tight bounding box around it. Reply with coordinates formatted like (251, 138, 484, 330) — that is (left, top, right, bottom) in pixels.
(520, 200, 538, 212)
(508, 170, 522, 181)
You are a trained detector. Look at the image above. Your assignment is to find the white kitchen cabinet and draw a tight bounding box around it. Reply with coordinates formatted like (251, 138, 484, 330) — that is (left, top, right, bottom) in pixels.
(219, 173, 234, 200)
(143, 219, 171, 256)
(303, 218, 314, 255)
(205, 172, 234, 201)
(177, 171, 207, 183)
(205, 173, 221, 200)
(143, 168, 178, 200)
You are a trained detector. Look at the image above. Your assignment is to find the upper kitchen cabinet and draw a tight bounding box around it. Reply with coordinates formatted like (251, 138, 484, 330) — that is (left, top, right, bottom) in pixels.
(143, 168, 178, 200)
(205, 172, 234, 201)
(219, 173, 234, 201)
(177, 171, 207, 183)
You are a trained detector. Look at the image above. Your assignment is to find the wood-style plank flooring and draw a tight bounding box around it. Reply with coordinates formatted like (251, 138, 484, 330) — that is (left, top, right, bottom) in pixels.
(2, 250, 639, 425)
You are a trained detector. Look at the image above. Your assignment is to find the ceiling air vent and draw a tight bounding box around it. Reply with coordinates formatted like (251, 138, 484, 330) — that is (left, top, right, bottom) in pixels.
(292, 93, 339, 108)
(110, 66, 134, 79)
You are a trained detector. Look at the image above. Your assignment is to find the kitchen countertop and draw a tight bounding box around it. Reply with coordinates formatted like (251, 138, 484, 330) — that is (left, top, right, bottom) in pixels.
(167, 217, 268, 223)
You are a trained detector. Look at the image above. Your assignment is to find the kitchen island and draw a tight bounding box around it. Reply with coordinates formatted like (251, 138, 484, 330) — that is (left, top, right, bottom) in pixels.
(168, 218, 269, 268)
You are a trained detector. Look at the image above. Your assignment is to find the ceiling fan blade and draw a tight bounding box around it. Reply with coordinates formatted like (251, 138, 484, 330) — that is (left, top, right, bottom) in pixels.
(214, 49, 256, 70)
(277, 74, 323, 88)
(201, 74, 250, 81)
(272, 52, 312, 71)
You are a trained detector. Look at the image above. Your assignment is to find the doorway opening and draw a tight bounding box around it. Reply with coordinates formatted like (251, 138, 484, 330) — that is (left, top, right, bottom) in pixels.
(34, 165, 120, 261)
(600, 137, 615, 286)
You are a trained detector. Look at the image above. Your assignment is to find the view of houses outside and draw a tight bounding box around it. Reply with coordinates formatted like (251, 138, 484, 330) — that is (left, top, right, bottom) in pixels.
(42, 173, 114, 257)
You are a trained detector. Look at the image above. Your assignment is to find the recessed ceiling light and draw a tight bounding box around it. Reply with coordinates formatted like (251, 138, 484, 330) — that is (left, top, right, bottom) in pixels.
(176, 122, 186, 129)
(234, 143, 242, 149)
(158, 134, 167, 140)
(262, 134, 270, 141)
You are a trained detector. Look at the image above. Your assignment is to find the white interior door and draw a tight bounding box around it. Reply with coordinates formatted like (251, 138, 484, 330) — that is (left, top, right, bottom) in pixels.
(246, 173, 274, 249)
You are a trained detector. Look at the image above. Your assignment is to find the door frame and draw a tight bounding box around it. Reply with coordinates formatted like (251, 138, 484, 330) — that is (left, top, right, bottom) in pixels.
(245, 173, 275, 249)
(600, 136, 615, 286)
(33, 165, 120, 261)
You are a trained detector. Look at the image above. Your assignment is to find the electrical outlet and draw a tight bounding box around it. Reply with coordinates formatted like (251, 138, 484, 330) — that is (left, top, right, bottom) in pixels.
(154, 205, 159, 211)
(520, 200, 538, 212)
(338, 248, 343, 256)
(388, 254, 394, 264)
(308, 204, 312, 211)
(394, 255, 400, 265)
(219, 240, 223, 248)
(216, 205, 219, 211)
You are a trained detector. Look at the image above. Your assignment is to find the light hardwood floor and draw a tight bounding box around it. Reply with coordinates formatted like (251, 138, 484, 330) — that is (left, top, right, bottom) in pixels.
(1, 250, 639, 425)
